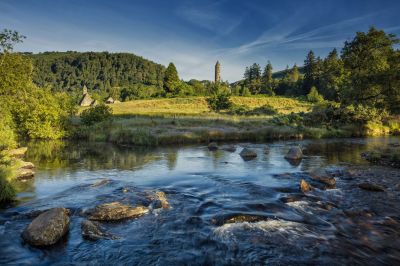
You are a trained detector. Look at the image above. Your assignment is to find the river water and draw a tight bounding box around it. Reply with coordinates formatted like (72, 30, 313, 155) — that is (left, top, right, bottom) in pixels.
(0, 137, 399, 265)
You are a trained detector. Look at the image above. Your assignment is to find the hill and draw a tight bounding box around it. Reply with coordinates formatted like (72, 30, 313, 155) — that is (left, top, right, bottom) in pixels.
(26, 51, 166, 91)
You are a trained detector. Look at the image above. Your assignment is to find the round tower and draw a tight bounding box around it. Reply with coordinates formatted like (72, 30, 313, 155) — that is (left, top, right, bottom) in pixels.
(215, 61, 221, 83)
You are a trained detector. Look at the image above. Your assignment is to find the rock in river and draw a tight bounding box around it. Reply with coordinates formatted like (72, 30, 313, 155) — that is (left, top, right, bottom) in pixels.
(7, 147, 28, 158)
(21, 208, 70, 246)
(300, 179, 312, 193)
(358, 183, 385, 192)
(285, 147, 303, 160)
(16, 168, 35, 180)
(87, 202, 149, 221)
(240, 148, 257, 160)
(208, 142, 218, 151)
(81, 220, 116, 240)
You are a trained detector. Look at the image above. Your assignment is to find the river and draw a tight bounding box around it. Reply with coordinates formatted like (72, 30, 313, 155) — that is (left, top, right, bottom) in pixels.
(0, 137, 399, 265)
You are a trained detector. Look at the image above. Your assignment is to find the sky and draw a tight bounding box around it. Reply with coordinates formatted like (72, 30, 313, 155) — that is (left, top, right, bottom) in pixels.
(1, 0, 400, 82)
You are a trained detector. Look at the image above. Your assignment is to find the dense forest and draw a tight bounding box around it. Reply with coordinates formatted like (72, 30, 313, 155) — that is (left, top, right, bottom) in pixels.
(27, 52, 165, 91)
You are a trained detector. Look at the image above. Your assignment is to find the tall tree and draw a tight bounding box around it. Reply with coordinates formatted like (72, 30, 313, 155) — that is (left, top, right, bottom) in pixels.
(319, 48, 344, 101)
(302, 50, 317, 94)
(341, 27, 399, 108)
(163, 62, 180, 95)
(262, 61, 274, 94)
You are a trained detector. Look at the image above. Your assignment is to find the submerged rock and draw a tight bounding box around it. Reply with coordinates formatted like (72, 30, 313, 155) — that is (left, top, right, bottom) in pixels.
(300, 179, 312, 193)
(311, 174, 336, 189)
(21, 208, 70, 246)
(87, 202, 149, 221)
(358, 183, 385, 192)
(239, 148, 257, 160)
(91, 179, 112, 188)
(208, 142, 218, 151)
(222, 145, 236, 152)
(81, 220, 116, 240)
(285, 147, 303, 160)
(225, 215, 268, 224)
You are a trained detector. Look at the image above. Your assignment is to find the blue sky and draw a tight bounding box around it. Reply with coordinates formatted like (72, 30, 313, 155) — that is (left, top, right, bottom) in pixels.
(1, 0, 400, 81)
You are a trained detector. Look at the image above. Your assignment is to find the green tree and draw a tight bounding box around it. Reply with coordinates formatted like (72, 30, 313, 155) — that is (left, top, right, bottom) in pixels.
(163, 62, 180, 96)
(261, 61, 274, 94)
(307, 86, 324, 103)
(341, 27, 399, 109)
(319, 49, 344, 101)
(303, 50, 317, 94)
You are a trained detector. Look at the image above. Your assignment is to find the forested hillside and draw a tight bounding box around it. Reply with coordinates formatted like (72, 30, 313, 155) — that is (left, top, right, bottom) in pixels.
(26, 52, 165, 91)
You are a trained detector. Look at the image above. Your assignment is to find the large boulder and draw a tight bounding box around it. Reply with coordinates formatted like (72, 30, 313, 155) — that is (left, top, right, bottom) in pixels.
(81, 220, 116, 240)
(19, 161, 35, 169)
(239, 148, 257, 160)
(21, 208, 70, 246)
(87, 202, 149, 221)
(285, 147, 303, 160)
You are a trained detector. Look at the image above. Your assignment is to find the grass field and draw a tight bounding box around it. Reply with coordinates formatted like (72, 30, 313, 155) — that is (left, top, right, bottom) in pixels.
(75, 96, 327, 146)
(106, 96, 312, 117)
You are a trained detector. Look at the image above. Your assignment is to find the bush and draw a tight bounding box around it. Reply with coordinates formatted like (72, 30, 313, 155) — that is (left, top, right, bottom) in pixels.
(248, 105, 278, 116)
(0, 107, 16, 151)
(207, 93, 232, 112)
(80, 104, 113, 126)
(0, 165, 16, 203)
(307, 86, 324, 103)
(228, 104, 251, 115)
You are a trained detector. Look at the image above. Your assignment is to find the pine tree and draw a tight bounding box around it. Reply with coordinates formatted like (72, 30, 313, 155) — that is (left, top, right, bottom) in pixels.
(163, 62, 180, 95)
(303, 50, 317, 94)
(262, 61, 273, 94)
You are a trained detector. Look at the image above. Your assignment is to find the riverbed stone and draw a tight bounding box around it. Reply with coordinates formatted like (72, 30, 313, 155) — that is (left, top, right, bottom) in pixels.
(222, 145, 236, 152)
(285, 147, 303, 160)
(7, 147, 28, 158)
(311, 174, 336, 189)
(81, 220, 115, 240)
(300, 179, 312, 193)
(21, 208, 70, 246)
(16, 168, 35, 180)
(88, 202, 149, 221)
(208, 142, 218, 151)
(358, 183, 385, 192)
(240, 148, 257, 160)
(19, 161, 35, 169)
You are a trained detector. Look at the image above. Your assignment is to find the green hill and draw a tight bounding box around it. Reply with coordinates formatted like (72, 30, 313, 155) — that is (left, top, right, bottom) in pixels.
(26, 51, 165, 91)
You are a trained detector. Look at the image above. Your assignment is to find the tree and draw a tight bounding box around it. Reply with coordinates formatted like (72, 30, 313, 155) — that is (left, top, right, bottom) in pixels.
(307, 86, 324, 103)
(0, 29, 25, 53)
(163, 62, 180, 96)
(302, 50, 317, 94)
(262, 61, 274, 94)
(341, 27, 399, 109)
(319, 49, 344, 101)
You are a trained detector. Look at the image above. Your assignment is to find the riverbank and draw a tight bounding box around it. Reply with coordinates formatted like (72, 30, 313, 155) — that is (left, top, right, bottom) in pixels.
(73, 97, 400, 146)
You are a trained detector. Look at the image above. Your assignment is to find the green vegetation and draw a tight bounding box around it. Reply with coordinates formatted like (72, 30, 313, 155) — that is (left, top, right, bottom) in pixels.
(81, 104, 113, 126)
(207, 93, 233, 112)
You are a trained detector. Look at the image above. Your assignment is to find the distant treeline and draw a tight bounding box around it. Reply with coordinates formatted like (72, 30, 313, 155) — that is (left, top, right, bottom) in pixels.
(233, 27, 400, 114)
(26, 51, 165, 91)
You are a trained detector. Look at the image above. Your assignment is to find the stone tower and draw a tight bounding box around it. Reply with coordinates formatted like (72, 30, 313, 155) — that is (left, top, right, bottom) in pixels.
(215, 61, 221, 83)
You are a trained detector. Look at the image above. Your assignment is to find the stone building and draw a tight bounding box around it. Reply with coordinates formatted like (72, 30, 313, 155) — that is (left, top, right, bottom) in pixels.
(79, 85, 96, 106)
(215, 61, 221, 83)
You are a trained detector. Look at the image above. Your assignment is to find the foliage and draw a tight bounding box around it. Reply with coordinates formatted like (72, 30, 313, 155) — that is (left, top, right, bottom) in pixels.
(207, 93, 233, 112)
(341, 27, 399, 111)
(163, 62, 180, 96)
(0, 29, 25, 53)
(306, 86, 324, 103)
(0, 165, 15, 203)
(0, 106, 16, 151)
(80, 104, 113, 126)
(28, 51, 165, 92)
(120, 84, 163, 100)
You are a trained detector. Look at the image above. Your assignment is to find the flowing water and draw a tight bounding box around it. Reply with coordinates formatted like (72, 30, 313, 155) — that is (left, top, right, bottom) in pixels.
(0, 137, 400, 265)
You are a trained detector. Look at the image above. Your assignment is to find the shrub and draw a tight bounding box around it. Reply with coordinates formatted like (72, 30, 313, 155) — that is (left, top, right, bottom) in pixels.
(80, 104, 113, 126)
(247, 105, 278, 116)
(0, 165, 16, 203)
(0, 107, 16, 151)
(307, 86, 324, 103)
(207, 93, 232, 112)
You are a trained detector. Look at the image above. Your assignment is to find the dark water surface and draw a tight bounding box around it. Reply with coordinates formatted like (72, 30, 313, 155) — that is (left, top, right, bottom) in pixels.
(0, 137, 399, 265)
